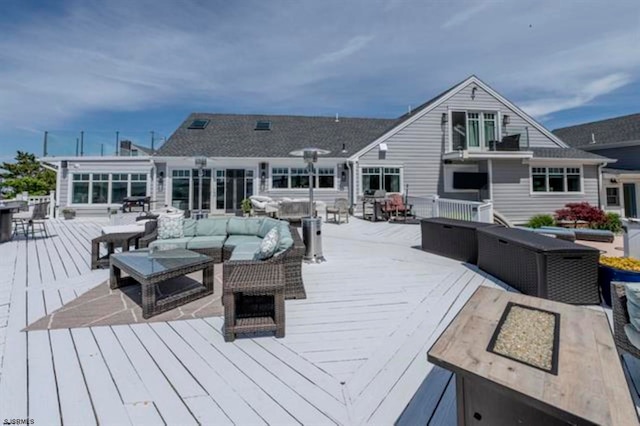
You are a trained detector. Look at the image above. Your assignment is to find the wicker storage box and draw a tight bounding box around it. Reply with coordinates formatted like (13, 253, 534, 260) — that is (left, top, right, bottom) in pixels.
(420, 218, 497, 264)
(477, 227, 600, 304)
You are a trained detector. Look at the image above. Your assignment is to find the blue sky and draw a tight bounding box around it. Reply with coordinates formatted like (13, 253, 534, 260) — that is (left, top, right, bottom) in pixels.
(0, 0, 639, 159)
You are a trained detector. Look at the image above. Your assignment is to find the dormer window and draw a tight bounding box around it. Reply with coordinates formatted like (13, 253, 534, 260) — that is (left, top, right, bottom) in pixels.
(255, 121, 271, 131)
(188, 119, 209, 129)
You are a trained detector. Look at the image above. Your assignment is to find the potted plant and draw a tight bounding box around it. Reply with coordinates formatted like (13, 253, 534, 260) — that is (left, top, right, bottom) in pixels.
(241, 198, 252, 217)
(599, 256, 640, 306)
(61, 207, 76, 220)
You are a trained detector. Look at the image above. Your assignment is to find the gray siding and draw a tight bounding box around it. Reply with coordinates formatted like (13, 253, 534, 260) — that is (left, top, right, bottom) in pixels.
(491, 161, 599, 224)
(589, 146, 640, 170)
(356, 82, 564, 199)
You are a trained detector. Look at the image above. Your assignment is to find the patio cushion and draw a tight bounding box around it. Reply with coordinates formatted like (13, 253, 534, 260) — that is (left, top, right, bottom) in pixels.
(227, 217, 262, 236)
(186, 235, 226, 250)
(183, 218, 197, 237)
(255, 227, 280, 260)
(224, 235, 262, 247)
(149, 237, 192, 250)
(196, 218, 229, 236)
(278, 224, 294, 250)
(258, 217, 281, 238)
(625, 282, 640, 309)
(624, 323, 640, 350)
(229, 249, 258, 261)
(157, 214, 184, 239)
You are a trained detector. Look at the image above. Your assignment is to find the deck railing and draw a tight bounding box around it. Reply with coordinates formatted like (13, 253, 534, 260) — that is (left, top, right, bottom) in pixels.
(408, 195, 493, 223)
(8, 191, 56, 217)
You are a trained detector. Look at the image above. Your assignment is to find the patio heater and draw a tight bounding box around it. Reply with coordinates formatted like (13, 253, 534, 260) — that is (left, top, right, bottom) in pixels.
(289, 147, 330, 263)
(195, 157, 207, 219)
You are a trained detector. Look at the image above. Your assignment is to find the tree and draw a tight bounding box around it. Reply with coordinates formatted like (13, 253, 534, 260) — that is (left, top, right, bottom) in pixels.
(0, 151, 56, 199)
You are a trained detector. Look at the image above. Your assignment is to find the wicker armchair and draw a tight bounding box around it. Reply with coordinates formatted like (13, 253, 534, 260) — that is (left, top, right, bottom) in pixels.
(611, 282, 640, 358)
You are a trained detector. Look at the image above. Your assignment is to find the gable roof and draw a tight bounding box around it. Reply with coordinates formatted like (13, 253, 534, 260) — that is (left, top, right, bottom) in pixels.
(156, 113, 398, 158)
(349, 75, 568, 159)
(552, 113, 640, 148)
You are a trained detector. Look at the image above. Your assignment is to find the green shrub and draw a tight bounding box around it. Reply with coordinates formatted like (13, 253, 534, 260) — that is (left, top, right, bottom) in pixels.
(596, 212, 622, 233)
(526, 214, 555, 229)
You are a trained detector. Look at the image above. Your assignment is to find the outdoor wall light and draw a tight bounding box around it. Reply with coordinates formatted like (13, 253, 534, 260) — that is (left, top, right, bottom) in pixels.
(441, 113, 448, 124)
(503, 114, 511, 127)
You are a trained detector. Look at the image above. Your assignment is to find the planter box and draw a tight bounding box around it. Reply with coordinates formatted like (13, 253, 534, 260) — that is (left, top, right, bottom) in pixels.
(598, 265, 640, 306)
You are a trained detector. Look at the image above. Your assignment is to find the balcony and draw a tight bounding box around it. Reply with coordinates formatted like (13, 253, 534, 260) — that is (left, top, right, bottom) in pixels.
(42, 130, 164, 158)
(443, 126, 533, 160)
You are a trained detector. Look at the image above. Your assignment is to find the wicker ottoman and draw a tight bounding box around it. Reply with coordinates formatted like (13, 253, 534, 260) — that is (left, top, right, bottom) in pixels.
(223, 265, 285, 342)
(477, 227, 600, 304)
(420, 218, 497, 264)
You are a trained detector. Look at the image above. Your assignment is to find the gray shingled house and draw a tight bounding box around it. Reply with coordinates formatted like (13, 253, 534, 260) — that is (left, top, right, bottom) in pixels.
(44, 75, 613, 223)
(554, 113, 640, 218)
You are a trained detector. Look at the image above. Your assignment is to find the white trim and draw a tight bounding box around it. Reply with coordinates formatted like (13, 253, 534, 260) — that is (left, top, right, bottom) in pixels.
(357, 164, 404, 196)
(443, 151, 533, 160)
(604, 185, 622, 208)
(40, 155, 151, 161)
(488, 159, 494, 201)
(349, 75, 568, 160)
(525, 158, 613, 165)
(528, 165, 584, 195)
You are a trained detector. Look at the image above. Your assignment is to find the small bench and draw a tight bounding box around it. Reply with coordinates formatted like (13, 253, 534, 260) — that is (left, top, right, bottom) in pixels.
(517, 226, 577, 242)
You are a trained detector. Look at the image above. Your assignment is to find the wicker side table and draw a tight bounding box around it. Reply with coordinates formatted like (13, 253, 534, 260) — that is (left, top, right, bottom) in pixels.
(91, 231, 143, 269)
(223, 264, 285, 342)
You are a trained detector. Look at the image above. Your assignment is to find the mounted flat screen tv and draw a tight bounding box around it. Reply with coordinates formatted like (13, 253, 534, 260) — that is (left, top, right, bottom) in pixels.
(453, 172, 488, 190)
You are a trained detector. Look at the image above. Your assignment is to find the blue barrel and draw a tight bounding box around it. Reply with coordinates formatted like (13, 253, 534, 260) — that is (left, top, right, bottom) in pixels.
(599, 265, 640, 306)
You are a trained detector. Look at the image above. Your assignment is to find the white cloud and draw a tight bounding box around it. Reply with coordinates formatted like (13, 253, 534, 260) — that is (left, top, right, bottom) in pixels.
(313, 35, 374, 65)
(441, 2, 491, 29)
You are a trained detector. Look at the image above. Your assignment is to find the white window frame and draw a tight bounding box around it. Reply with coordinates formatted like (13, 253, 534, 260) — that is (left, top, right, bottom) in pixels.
(605, 186, 621, 207)
(268, 166, 336, 190)
(529, 165, 584, 195)
(68, 172, 150, 206)
(449, 111, 499, 152)
(359, 165, 404, 195)
(168, 167, 215, 211)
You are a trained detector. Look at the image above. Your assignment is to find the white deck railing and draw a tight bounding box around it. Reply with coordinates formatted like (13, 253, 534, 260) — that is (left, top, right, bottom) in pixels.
(9, 190, 56, 217)
(408, 195, 493, 223)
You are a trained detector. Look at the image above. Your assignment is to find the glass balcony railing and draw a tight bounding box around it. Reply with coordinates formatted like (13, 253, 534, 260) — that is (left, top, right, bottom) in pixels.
(450, 126, 531, 152)
(42, 130, 164, 157)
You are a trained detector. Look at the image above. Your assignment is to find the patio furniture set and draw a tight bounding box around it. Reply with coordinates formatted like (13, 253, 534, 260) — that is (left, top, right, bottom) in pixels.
(92, 214, 305, 341)
(362, 190, 414, 222)
(420, 218, 601, 305)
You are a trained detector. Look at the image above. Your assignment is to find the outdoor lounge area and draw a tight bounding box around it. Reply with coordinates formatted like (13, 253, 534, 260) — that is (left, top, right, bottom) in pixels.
(0, 217, 639, 424)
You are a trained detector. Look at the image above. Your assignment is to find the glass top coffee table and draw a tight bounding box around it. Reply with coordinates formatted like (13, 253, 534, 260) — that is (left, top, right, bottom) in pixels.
(110, 249, 214, 319)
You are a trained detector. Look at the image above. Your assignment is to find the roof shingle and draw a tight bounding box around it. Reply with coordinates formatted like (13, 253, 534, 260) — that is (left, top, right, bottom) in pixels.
(552, 113, 640, 147)
(531, 147, 612, 161)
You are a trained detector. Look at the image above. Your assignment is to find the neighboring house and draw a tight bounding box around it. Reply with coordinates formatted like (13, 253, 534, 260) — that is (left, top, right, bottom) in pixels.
(554, 113, 640, 218)
(42, 75, 613, 223)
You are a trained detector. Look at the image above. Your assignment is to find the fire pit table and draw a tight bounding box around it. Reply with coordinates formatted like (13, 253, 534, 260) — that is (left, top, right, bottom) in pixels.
(428, 287, 637, 426)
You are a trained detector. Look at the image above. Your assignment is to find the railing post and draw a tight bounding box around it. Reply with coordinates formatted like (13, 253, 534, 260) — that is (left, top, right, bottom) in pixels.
(49, 190, 55, 218)
(432, 195, 439, 218)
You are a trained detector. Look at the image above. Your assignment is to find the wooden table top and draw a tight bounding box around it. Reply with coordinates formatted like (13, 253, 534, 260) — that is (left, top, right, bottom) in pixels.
(428, 287, 638, 426)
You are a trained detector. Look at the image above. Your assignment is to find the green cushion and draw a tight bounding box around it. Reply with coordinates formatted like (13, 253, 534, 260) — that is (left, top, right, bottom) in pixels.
(625, 283, 640, 309)
(278, 225, 294, 250)
(149, 237, 193, 250)
(196, 218, 229, 236)
(227, 242, 261, 261)
(257, 217, 281, 238)
(186, 235, 226, 250)
(224, 235, 262, 247)
(227, 217, 263, 236)
(624, 324, 640, 350)
(183, 218, 197, 237)
(229, 250, 256, 261)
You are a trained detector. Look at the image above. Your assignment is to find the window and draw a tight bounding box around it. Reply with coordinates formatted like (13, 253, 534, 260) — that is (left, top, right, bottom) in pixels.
(272, 168, 289, 189)
(290, 168, 310, 188)
(216, 170, 225, 210)
(111, 173, 128, 203)
(91, 174, 109, 204)
(362, 167, 402, 193)
(606, 187, 620, 206)
(318, 167, 335, 188)
(255, 121, 271, 131)
(451, 111, 498, 150)
(245, 170, 254, 196)
(188, 119, 209, 129)
(191, 169, 211, 210)
(531, 166, 581, 193)
(172, 170, 190, 210)
(130, 173, 147, 197)
(72, 174, 90, 204)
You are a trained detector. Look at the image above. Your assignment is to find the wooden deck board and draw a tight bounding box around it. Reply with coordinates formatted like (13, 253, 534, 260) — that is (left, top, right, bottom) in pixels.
(0, 217, 635, 425)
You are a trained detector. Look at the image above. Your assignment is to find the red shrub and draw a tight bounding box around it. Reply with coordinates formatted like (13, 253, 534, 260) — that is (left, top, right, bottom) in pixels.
(554, 202, 606, 226)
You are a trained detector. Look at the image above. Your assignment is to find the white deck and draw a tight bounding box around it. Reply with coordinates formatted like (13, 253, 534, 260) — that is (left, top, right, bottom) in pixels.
(0, 218, 638, 425)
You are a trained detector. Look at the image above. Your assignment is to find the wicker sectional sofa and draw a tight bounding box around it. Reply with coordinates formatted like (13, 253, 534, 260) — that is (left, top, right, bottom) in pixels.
(140, 216, 306, 299)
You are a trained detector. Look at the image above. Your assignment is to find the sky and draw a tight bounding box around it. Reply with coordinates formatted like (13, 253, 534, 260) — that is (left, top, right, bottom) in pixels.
(0, 0, 639, 159)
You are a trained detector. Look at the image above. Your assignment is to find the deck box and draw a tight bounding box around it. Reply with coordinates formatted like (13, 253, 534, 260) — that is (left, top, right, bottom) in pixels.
(420, 218, 497, 264)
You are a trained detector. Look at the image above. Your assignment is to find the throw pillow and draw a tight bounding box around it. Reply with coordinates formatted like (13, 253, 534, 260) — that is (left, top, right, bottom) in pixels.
(625, 282, 640, 308)
(254, 227, 280, 260)
(158, 214, 184, 239)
